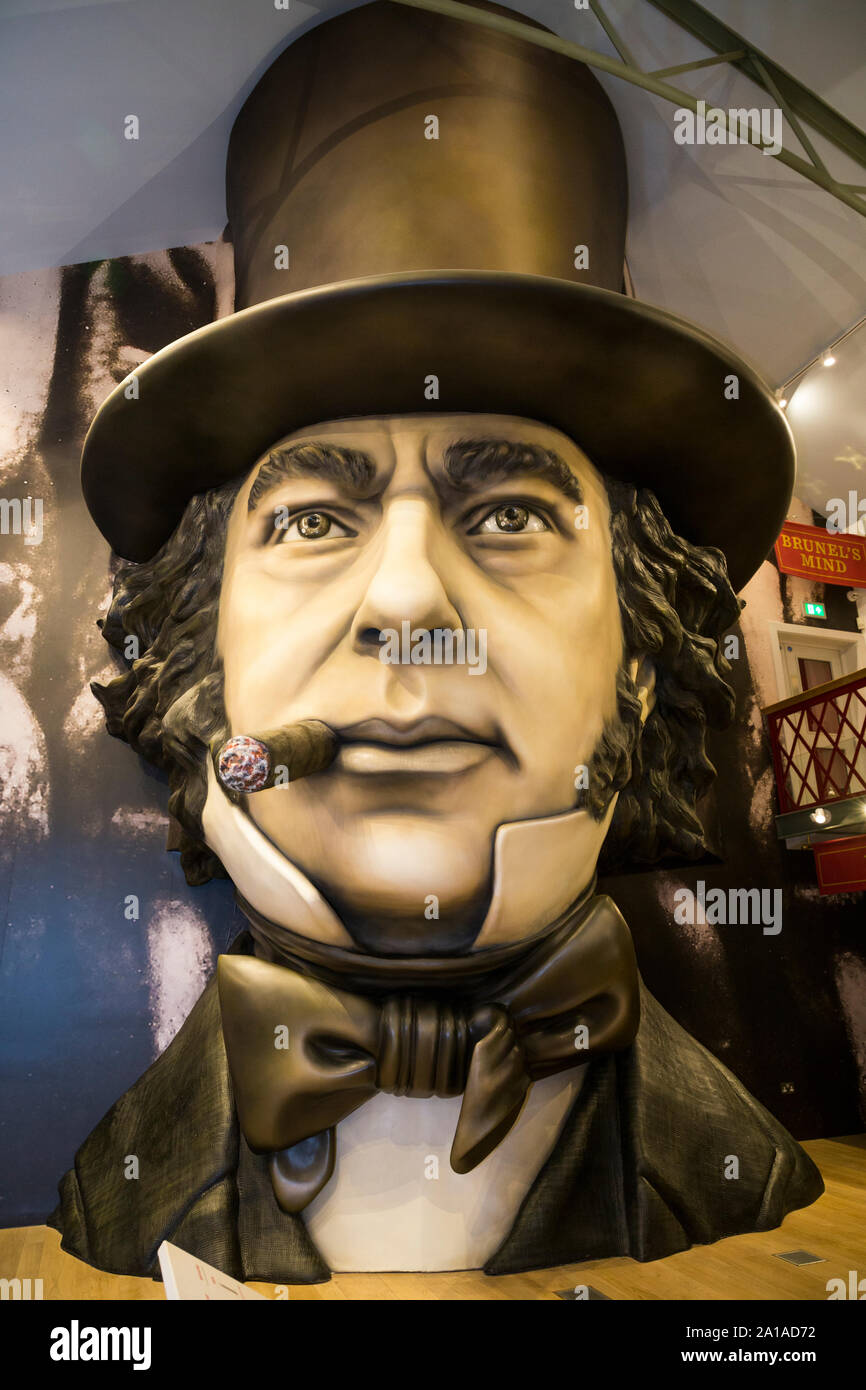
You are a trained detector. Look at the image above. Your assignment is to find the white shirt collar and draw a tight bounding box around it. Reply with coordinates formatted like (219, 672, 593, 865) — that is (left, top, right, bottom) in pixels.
(202, 759, 612, 950)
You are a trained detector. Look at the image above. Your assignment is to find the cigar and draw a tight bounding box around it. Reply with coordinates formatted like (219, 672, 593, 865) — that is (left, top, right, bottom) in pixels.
(214, 720, 338, 793)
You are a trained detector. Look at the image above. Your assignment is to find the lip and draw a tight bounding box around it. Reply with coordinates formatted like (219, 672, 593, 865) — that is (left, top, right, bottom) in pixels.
(337, 716, 499, 747)
(333, 716, 505, 775)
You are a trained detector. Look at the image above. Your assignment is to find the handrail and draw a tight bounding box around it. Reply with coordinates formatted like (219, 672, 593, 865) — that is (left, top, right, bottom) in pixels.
(764, 669, 866, 815)
(762, 667, 866, 716)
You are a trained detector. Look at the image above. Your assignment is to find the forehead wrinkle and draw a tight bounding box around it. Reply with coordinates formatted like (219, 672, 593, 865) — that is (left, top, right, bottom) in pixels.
(440, 437, 585, 504)
(247, 441, 379, 511)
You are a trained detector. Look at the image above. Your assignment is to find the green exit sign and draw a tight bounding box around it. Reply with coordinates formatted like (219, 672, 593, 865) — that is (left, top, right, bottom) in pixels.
(804, 601, 826, 618)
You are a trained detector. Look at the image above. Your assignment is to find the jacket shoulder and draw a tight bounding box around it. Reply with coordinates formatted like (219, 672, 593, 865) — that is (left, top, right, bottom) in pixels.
(487, 978, 823, 1273)
(49, 977, 240, 1277)
(49, 965, 330, 1285)
(625, 983, 824, 1256)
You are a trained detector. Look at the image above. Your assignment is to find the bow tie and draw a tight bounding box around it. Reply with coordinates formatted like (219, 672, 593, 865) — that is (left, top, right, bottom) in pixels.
(218, 893, 639, 1214)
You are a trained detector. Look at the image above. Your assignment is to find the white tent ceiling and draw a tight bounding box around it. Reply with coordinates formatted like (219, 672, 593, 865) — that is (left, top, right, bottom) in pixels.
(2, 0, 864, 515)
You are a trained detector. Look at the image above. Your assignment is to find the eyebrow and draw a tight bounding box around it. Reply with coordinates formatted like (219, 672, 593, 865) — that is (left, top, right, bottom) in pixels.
(443, 438, 584, 504)
(248, 442, 378, 510)
(247, 434, 584, 512)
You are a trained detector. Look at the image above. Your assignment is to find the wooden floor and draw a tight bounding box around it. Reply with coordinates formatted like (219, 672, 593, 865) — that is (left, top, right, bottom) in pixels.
(3, 1136, 864, 1301)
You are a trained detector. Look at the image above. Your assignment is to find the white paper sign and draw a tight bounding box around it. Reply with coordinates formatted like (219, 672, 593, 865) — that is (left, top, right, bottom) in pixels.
(158, 1240, 268, 1300)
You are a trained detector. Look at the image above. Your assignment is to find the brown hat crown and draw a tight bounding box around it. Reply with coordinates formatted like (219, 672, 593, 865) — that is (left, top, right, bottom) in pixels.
(226, 0, 628, 309)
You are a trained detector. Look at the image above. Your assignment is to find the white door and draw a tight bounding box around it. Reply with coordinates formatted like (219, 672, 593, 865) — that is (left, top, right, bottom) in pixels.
(780, 637, 844, 698)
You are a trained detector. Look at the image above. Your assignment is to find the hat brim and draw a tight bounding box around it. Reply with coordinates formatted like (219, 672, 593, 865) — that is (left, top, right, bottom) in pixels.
(81, 270, 794, 589)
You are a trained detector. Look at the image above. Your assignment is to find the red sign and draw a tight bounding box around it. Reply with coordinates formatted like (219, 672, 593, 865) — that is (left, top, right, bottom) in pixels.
(774, 521, 866, 587)
(813, 836, 866, 895)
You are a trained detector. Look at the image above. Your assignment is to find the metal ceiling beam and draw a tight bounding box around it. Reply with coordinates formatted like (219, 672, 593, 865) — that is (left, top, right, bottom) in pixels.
(645, 0, 866, 169)
(392, 0, 866, 219)
(750, 55, 830, 180)
(649, 49, 745, 80)
(588, 0, 637, 68)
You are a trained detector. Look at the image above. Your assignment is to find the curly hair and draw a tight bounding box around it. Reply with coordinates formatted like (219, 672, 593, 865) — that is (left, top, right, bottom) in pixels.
(92, 465, 741, 885)
(584, 478, 740, 872)
(93, 481, 239, 884)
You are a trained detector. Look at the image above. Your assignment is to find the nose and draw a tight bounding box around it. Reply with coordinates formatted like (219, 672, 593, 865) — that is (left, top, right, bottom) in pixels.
(351, 497, 463, 654)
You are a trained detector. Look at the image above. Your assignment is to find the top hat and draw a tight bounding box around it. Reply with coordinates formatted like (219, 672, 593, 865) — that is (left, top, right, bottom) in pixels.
(81, 0, 794, 591)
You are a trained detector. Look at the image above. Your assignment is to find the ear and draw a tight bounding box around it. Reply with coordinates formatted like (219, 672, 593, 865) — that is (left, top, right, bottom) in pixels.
(627, 655, 656, 726)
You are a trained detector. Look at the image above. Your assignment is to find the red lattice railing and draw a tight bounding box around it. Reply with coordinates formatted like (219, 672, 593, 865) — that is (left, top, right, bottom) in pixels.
(764, 668, 866, 815)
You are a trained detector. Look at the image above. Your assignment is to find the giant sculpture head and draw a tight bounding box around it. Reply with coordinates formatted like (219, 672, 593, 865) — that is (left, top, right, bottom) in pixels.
(82, 2, 793, 968)
(54, 3, 821, 1277)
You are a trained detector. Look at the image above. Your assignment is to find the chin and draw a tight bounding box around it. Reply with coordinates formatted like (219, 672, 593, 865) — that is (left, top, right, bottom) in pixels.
(305, 817, 494, 956)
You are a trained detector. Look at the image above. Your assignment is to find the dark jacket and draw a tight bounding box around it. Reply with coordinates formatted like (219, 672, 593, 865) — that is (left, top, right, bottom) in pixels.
(49, 939, 823, 1282)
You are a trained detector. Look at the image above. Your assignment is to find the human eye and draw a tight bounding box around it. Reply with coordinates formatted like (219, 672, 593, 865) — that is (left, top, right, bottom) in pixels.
(270, 508, 355, 543)
(469, 503, 550, 535)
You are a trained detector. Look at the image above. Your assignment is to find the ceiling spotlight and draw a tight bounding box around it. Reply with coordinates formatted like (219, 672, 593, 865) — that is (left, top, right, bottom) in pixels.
(822, 352, 836, 367)
(779, 397, 788, 409)
(810, 807, 829, 825)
